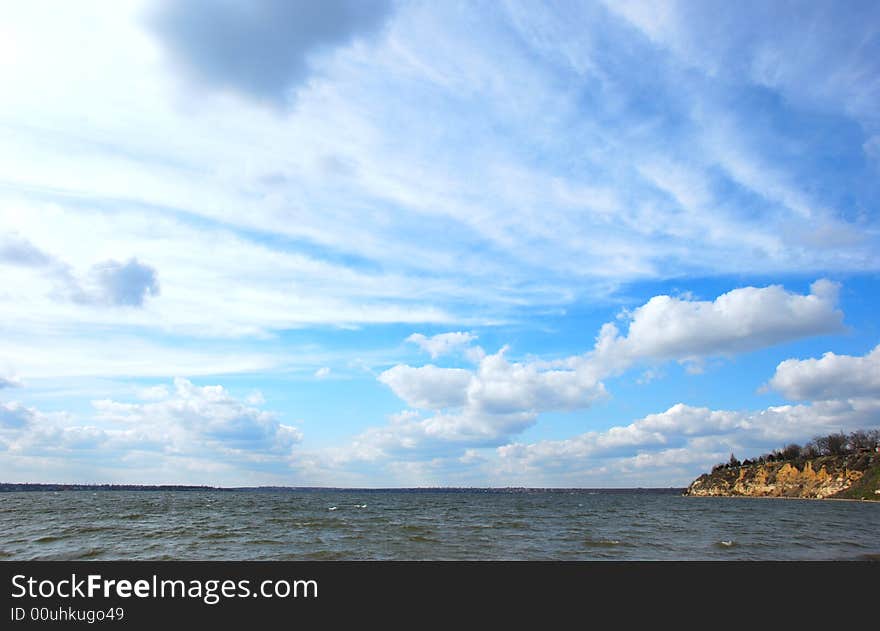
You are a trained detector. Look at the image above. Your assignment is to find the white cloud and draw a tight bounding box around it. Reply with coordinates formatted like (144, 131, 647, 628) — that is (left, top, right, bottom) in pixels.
(592, 280, 843, 370)
(406, 331, 477, 359)
(468, 348, 607, 415)
(0, 0, 874, 367)
(498, 403, 744, 467)
(496, 397, 880, 486)
(605, 0, 880, 134)
(381, 346, 608, 417)
(378, 364, 471, 410)
(314, 367, 331, 379)
(348, 347, 608, 458)
(0, 378, 303, 484)
(767, 345, 880, 401)
(0, 2, 877, 488)
(0, 334, 281, 379)
(338, 408, 537, 462)
(339, 280, 847, 467)
(92, 377, 301, 453)
(312, 392, 880, 487)
(0, 200, 466, 342)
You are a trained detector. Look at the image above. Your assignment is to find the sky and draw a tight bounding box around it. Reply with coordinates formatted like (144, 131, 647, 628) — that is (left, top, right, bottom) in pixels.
(1, 0, 879, 487)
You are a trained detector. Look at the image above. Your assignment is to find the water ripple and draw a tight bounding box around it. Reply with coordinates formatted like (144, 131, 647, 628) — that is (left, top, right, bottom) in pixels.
(0, 490, 878, 560)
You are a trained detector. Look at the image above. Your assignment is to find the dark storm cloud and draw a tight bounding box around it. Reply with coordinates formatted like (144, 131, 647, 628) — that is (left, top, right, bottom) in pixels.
(147, 0, 393, 105)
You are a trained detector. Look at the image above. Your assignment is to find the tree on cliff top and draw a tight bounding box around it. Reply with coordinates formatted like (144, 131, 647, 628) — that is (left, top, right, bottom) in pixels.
(709, 430, 880, 473)
(813, 432, 848, 456)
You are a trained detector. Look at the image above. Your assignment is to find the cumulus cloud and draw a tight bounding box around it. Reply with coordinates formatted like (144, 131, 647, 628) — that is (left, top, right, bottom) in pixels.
(499, 404, 744, 468)
(148, 0, 393, 105)
(468, 348, 608, 415)
(592, 280, 843, 370)
(378, 364, 471, 410)
(338, 407, 537, 463)
(316, 391, 880, 486)
(496, 397, 880, 484)
(382, 347, 607, 417)
(346, 347, 608, 458)
(314, 367, 331, 379)
(767, 344, 880, 401)
(339, 280, 847, 466)
(0, 379, 304, 483)
(93, 378, 301, 453)
(406, 332, 478, 359)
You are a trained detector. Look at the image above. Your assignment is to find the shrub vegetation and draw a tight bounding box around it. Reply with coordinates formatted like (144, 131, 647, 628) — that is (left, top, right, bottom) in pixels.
(710, 430, 880, 472)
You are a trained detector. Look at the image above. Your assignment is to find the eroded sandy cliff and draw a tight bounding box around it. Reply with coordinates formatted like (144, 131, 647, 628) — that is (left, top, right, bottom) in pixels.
(685, 454, 879, 500)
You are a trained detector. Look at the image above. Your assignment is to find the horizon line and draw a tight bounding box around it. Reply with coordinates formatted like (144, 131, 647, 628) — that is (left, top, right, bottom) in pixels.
(0, 482, 685, 492)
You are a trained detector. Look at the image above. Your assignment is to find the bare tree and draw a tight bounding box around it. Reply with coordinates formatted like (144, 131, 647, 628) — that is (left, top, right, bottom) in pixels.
(813, 432, 848, 456)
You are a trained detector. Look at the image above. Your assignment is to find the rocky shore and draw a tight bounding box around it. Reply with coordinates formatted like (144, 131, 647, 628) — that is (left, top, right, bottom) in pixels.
(684, 452, 880, 500)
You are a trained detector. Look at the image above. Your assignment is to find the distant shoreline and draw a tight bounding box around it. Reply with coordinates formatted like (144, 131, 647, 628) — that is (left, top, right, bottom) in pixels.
(0, 483, 684, 494)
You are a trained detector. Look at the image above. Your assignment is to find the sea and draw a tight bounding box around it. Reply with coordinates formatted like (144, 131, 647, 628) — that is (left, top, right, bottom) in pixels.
(2, 489, 879, 561)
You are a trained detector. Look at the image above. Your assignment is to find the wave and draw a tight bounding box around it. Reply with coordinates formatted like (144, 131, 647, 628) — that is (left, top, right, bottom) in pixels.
(583, 538, 623, 547)
(77, 547, 105, 559)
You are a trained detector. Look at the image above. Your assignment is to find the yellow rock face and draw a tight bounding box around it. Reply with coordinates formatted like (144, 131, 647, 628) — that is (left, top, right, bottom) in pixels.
(686, 458, 865, 499)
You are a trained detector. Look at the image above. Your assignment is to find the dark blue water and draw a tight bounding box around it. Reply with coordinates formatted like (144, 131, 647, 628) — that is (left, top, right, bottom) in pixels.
(2, 490, 878, 560)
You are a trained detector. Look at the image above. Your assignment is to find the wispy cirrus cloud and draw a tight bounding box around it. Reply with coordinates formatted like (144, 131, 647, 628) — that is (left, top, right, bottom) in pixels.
(2, 0, 876, 339)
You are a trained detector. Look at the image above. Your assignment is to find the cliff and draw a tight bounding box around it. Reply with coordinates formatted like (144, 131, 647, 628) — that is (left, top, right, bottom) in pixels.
(684, 452, 880, 500)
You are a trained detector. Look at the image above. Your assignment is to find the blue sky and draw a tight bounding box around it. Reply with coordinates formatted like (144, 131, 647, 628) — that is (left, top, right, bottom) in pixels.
(1, 0, 879, 487)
